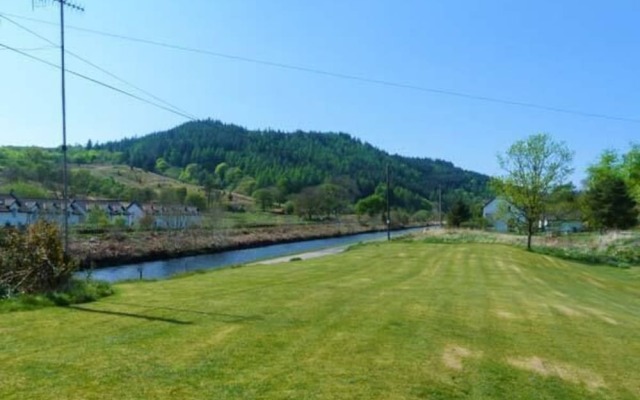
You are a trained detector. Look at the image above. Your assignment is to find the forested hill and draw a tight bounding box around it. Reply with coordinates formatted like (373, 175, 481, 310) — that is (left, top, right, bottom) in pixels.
(98, 119, 490, 207)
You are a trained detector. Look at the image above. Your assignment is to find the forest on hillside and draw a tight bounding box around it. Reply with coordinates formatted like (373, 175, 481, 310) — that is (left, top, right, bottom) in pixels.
(96, 119, 490, 210)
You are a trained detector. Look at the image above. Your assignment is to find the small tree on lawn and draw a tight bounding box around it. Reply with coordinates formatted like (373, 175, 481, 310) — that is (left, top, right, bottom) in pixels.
(493, 133, 573, 250)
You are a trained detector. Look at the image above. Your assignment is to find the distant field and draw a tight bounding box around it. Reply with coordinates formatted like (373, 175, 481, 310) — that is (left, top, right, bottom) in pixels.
(72, 164, 204, 193)
(1, 243, 639, 399)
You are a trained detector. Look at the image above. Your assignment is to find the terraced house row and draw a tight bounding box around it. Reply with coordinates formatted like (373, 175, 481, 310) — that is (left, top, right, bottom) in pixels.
(0, 193, 201, 229)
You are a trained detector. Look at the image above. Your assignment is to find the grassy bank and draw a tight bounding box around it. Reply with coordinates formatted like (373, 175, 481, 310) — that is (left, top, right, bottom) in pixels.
(0, 279, 114, 313)
(1, 243, 639, 399)
(417, 229, 640, 268)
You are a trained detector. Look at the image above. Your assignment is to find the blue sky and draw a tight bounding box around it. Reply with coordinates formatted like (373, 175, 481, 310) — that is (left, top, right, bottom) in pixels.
(1, 0, 638, 184)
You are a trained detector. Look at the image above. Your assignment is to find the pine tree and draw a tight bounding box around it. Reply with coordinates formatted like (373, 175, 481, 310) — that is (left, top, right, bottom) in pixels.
(585, 176, 638, 230)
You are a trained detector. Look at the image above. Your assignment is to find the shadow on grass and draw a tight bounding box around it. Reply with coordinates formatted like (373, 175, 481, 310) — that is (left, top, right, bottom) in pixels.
(102, 301, 264, 323)
(65, 305, 194, 325)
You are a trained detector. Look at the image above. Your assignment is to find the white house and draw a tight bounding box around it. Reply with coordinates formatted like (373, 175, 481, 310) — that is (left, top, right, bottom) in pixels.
(125, 201, 145, 226)
(0, 193, 201, 229)
(483, 197, 584, 234)
(0, 194, 27, 227)
(482, 197, 522, 233)
(151, 205, 201, 229)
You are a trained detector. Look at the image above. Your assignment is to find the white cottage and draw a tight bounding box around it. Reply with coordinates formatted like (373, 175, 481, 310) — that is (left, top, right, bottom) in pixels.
(0, 193, 201, 230)
(482, 197, 521, 232)
(0, 194, 27, 227)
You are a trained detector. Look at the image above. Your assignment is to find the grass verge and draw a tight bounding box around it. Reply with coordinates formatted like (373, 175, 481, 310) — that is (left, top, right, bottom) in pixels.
(0, 279, 114, 313)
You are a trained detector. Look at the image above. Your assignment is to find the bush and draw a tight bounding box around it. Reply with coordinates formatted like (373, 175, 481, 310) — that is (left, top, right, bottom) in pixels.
(390, 209, 410, 227)
(0, 221, 78, 294)
(412, 210, 431, 224)
(283, 201, 295, 215)
(461, 217, 490, 230)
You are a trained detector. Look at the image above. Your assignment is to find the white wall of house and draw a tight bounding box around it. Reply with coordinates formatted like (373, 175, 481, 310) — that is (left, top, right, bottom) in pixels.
(483, 198, 518, 233)
(0, 202, 29, 227)
(126, 203, 145, 226)
(153, 213, 200, 229)
(1, 196, 201, 230)
(0, 211, 28, 227)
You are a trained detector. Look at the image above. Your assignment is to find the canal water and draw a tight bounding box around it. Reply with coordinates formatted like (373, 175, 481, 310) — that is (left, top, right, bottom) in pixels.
(81, 228, 422, 283)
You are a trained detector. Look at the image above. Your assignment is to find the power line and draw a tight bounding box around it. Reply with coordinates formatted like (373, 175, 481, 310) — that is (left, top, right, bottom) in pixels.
(0, 13, 197, 120)
(0, 45, 56, 51)
(2, 11, 639, 124)
(0, 41, 196, 121)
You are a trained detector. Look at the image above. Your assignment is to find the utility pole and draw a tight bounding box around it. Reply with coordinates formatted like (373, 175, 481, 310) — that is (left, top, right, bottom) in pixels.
(34, 0, 84, 254)
(438, 185, 443, 227)
(386, 164, 391, 241)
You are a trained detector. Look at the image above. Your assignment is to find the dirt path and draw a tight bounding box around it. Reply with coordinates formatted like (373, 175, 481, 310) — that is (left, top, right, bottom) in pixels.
(254, 245, 349, 265)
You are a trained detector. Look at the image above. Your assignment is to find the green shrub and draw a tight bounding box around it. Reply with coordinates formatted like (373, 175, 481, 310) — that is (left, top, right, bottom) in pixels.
(0, 221, 78, 294)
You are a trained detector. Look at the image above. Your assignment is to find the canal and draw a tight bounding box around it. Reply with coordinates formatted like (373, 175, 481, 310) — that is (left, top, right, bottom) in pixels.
(82, 227, 422, 282)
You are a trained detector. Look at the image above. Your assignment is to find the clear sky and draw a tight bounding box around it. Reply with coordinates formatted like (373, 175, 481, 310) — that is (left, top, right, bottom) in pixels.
(1, 0, 638, 184)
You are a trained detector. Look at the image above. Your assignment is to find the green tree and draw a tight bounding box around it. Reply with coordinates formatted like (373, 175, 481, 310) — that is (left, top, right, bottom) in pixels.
(412, 209, 431, 224)
(446, 199, 472, 228)
(545, 184, 580, 226)
(355, 194, 385, 217)
(86, 208, 110, 228)
(178, 163, 199, 183)
(185, 192, 207, 211)
(225, 167, 244, 189)
(214, 162, 229, 184)
(155, 157, 170, 174)
(283, 200, 295, 215)
(493, 133, 573, 250)
(584, 175, 638, 231)
(235, 176, 257, 195)
(253, 188, 275, 211)
(622, 144, 640, 203)
(317, 183, 349, 217)
(293, 187, 321, 220)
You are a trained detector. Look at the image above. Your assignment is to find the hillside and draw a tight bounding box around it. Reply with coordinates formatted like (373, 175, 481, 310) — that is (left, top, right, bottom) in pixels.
(97, 119, 490, 209)
(0, 147, 253, 207)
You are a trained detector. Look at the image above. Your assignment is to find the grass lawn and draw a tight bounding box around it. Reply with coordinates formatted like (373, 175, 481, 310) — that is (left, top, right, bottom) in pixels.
(1, 243, 639, 399)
